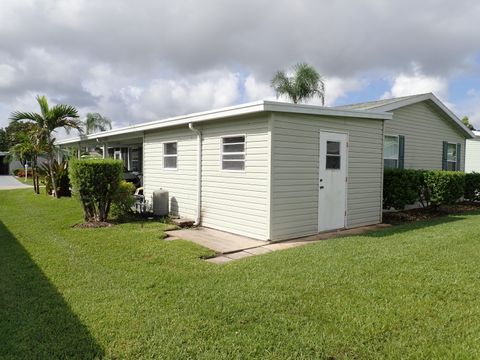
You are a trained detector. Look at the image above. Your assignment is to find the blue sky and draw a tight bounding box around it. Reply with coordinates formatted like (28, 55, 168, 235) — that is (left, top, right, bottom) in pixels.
(0, 0, 479, 132)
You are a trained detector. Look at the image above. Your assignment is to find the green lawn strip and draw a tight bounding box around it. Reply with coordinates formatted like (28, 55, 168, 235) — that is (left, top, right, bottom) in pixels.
(1, 189, 480, 359)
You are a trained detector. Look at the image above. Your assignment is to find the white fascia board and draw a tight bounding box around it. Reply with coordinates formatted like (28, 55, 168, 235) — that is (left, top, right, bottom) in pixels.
(263, 101, 392, 120)
(56, 100, 391, 145)
(371, 93, 475, 139)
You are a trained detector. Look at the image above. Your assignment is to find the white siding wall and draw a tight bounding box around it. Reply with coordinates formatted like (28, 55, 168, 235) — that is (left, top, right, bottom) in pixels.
(385, 102, 466, 170)
(143, 115, 270, 240)
(143, 127, 198, 220)
(270, 113, 384, 241)
(466, 139, 480, 173)
(199, 115, 270, 240)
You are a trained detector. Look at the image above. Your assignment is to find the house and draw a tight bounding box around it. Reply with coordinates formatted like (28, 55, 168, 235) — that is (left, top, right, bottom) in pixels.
(56, 93, 474, 242)
(0, 152, 23, 175)
(466, 131, 480, 173)
(335, 93, 473, 172)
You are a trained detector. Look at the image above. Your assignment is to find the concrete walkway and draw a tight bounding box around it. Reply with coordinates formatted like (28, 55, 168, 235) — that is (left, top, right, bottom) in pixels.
(167, 224, 392, 264)
(0, 176, 32, 190)
(166, 227, 266, 253)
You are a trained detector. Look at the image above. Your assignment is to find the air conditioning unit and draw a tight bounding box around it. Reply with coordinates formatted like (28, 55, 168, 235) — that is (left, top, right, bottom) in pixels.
(153, 190, 169, 216)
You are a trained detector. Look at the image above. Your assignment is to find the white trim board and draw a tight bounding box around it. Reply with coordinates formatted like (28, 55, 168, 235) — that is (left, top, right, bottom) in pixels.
(56, 100, 392, 146)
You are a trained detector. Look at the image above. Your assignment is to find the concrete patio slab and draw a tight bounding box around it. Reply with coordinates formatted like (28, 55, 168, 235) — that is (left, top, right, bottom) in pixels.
(0, 176, 32, 190)
(206, 256, 233, 264)
(224, 251, 253, 260)
(166, 227, 266, 254)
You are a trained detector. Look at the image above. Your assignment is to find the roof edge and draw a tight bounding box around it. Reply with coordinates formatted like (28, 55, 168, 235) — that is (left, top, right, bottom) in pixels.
(56, 100, 391, 145)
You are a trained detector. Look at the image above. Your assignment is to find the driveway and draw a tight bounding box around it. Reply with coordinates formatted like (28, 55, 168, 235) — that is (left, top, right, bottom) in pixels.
(0, 176, 32, 190)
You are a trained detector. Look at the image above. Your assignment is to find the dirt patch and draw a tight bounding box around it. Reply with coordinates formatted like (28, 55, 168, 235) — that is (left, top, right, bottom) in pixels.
(383, 202, 480, 225)
(73, 221, 113, 228)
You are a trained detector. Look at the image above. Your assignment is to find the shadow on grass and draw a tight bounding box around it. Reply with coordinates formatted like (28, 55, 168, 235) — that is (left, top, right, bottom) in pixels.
(367, 214, 467, 238)
(0, 221, 103, 359)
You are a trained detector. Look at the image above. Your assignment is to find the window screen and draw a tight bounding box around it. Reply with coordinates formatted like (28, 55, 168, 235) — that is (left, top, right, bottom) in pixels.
(326, 141, 341, 170)
(222, 136, 245, 170)
(163, 142, 177, 169)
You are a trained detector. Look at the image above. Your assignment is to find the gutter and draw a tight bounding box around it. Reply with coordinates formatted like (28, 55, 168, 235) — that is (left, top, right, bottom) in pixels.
(188, 122, 202, 226)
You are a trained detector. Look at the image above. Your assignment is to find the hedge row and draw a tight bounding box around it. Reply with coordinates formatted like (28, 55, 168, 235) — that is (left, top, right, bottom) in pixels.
(383, 169, 480, 210)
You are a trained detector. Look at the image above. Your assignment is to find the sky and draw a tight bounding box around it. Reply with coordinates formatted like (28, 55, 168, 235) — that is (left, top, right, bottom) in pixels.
(1, 0, 480, 136)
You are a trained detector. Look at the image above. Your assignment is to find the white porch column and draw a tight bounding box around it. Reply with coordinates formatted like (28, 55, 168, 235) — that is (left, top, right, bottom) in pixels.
(103, 143, 107, 159)
(77, 144, 81, 159)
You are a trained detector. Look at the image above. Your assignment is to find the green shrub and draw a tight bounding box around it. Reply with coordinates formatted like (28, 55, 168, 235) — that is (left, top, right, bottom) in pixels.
(422, 170, 465, 207)
(111, 180, 136, 220)
(40, 160, 71, 197)
(383, 169, 466, 210)
(464, 172, 480, 201)
(13, 168, 21, 176)
(69, 159, 123, 222)
(383, 169, 424, 210)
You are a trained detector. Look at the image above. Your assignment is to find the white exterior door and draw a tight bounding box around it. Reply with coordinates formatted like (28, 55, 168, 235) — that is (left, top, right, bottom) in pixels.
(318, 131, 348, 232)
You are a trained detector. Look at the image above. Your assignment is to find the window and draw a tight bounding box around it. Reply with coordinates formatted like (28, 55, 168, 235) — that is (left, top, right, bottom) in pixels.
(326, 141, 341, 169)
(384, 135, 399, 169)
(222, 136, 245, 171)
(163, 142, 177, 169)
(446, 143, 457, 171)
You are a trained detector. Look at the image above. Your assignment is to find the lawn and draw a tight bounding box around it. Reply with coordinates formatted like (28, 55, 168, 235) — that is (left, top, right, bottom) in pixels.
(1, 190, 480, 359)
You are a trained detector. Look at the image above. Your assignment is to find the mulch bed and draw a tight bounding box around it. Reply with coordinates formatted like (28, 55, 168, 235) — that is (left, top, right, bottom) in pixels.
(73, 221, 113, 228)
(383, 202, 480, 225)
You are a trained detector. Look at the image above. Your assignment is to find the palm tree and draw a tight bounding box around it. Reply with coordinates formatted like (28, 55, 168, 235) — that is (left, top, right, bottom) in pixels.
(10, 95, 82, 198)
(9, 126, 44, 194)
(271, 62, 325, 105)
(83, 113, 112, 134)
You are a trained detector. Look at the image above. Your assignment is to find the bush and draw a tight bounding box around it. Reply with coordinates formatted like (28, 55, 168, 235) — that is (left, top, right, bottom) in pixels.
(16, 169, 33, 177)
(111, 180, 136, 220)
(13, 168, 21, 176)
(423, 170, 465, 206)
(464, 172, 480, 201)
(383, 169, 425, 210)
(69, 159, 123, 222)
(40, 160, 71, 197)
(383, 169, 466, 210)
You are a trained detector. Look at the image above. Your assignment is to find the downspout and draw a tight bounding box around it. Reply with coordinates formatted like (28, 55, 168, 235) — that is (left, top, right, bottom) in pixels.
(188, 123, 202, 226)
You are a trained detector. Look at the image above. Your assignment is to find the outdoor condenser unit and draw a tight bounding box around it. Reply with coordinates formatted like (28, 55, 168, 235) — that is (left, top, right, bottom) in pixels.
(153, 190, 169, 216)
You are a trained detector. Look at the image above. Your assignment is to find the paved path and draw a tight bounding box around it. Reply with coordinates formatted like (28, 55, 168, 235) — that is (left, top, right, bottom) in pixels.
(167, 223, 392, 264)
(0, 176, 32, 190)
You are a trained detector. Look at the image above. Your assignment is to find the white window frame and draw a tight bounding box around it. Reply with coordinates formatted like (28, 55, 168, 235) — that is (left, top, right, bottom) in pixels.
(383, 135, 399, 169)
(446, 142, 457, 171)
(163, 141, 178, 170)
(220, 134, 246, 172)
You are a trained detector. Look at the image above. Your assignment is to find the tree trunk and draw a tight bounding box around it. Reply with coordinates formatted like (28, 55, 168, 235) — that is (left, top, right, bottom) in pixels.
(48, 151, 58, 198)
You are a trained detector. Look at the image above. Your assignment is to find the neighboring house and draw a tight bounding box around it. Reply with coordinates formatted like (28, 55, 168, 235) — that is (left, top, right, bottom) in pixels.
(0, 152, 23, 175)
(465, 130, 480, 173)
(335, 93, 473, 172)
(56, 93, 474, 242)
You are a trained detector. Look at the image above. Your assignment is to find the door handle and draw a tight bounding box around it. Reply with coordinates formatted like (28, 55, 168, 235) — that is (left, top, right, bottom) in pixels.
(319, 186, 324, 189)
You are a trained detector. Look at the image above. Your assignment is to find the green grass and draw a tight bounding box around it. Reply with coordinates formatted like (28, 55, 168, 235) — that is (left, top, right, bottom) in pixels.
(1, 190, 480, 359)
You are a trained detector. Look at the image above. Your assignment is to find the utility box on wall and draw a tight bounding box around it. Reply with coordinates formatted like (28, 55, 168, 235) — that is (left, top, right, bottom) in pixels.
(153, 190, 169, 216)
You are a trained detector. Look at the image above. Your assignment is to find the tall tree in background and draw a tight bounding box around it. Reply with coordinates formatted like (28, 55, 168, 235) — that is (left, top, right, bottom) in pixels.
(83, 113, 112, 134)
(0, 128, 7, 151)
(271, 62, 325, 105)
(9, 123, 44, 193)
(462, 116, 475, 131)
(10, 95, 82, 198)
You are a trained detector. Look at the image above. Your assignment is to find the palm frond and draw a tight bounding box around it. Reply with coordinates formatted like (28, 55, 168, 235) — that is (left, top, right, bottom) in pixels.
(36, 95, 50, 119)
(9, 111, 45, 125)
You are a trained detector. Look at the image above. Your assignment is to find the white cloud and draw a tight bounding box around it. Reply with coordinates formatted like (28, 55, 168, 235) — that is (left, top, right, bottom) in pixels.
(382, 63, 448, 100)
(0, 64, 16, 88)
(244, 75, 275, 102)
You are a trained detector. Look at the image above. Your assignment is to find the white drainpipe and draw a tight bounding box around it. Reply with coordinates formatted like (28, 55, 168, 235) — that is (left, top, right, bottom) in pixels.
(188, 122, 202, 226)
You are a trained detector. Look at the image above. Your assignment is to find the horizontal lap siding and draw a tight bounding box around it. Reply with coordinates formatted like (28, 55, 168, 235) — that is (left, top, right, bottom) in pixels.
(466, 139, 480, 173)
(386, 102, 466, 170)
(143, 127, 197, 219)
(271, 113, 383, 241)
(200, 116, 269, 240)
